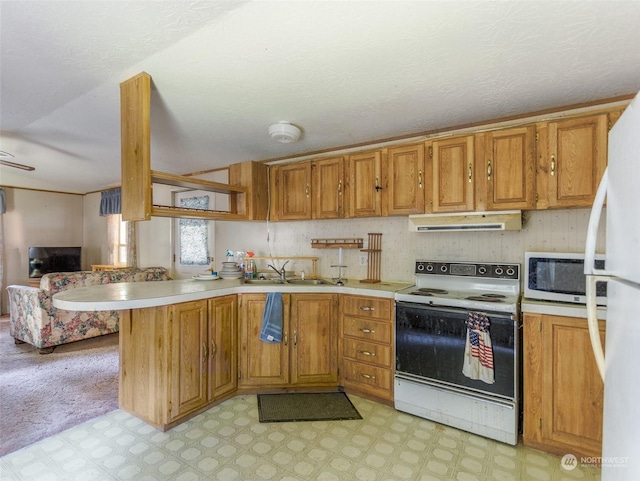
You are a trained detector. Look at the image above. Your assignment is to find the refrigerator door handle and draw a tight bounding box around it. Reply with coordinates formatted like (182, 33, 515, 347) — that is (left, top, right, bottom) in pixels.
(584, 168, 608, 276)
(586, 274, 606, 381)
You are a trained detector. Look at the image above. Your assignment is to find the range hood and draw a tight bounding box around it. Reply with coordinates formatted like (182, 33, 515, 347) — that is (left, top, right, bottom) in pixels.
(408, 210, 522, 232)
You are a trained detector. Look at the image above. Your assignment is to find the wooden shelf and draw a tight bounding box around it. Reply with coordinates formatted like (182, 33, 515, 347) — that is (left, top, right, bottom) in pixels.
(151, 171, 247, 195)
(311, 238, 363, 249)
(120, 72, 267, 222)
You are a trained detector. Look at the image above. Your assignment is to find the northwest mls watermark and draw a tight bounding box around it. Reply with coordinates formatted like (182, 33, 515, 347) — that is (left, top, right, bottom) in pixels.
(561, 454, 629, 470)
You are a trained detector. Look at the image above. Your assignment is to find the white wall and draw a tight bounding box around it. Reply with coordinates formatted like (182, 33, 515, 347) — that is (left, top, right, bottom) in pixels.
(214, 208, 606, 283)
(1, 188, 84, 313)
(82, 192, 109, 267)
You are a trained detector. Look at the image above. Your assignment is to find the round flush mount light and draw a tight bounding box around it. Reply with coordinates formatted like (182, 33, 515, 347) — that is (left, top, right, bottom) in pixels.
(269, 121, 301, 144)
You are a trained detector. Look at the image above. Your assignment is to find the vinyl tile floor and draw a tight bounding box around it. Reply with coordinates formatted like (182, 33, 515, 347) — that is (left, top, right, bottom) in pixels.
(0, 394, 601, 481)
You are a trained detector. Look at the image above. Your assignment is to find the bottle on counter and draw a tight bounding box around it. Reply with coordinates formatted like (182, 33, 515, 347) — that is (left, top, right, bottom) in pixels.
(245, 251, 255, 280)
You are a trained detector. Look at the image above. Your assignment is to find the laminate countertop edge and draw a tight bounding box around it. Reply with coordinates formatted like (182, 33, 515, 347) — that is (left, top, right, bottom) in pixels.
(52, 278, 413, 311)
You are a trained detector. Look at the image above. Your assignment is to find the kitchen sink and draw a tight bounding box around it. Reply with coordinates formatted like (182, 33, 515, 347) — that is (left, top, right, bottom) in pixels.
(243, 279, 285, 285)
(243, 278, 331, 286)
(285, 279, 330, 285)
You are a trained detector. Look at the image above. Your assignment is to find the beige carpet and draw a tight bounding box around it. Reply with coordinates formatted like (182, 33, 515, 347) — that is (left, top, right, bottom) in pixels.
(0, 318, 119, 457)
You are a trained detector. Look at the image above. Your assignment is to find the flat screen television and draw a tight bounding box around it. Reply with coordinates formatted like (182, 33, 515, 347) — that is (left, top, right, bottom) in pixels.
(29, 246, 82, 278)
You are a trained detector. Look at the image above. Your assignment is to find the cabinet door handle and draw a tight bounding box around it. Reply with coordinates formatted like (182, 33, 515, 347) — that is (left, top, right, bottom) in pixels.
(305, 184, 310, 196)
(294, 330, 297, 348)
(284, 333, 288, 347)
(359, 328, 376, 334)
(359, 372, 376, 380)
(418, 170, 423, 189)
(210, 340, 217, 359)
(202, 342, 208, 363)
(550, 155, 556, 176)
(358, 350, 375, 356)
(468, 163, 473, 183)
(358, 306, 375, 311)
(375, 176, 383, 192)
(487, 160, 492, 181)
(338, 180, 342, 194)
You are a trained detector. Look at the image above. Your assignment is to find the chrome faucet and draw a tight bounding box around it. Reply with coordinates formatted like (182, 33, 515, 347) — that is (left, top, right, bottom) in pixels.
(267, 260, 289, 283)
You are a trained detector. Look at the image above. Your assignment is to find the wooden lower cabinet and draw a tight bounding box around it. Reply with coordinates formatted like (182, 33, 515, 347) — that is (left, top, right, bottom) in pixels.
(339, 294, 394, 403)
(238, 293, 339, 389)
(119, 296, 237, 430)
(523, 313, 605, 458)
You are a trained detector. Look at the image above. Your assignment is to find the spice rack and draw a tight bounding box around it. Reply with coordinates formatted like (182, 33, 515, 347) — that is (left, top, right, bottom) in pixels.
(311, 238, 363, 249)
(360, 233, 382, 284)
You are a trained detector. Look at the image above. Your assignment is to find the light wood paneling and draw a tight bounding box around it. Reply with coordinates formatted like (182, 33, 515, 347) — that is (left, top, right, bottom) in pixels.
(120, 72, 152, 222)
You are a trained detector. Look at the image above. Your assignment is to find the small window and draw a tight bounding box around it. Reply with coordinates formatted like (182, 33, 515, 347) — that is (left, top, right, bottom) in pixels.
(178, 196, 210, 266)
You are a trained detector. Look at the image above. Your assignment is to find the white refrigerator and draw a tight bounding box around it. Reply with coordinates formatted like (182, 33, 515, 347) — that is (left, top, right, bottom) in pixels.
(585, 91, 640, 479)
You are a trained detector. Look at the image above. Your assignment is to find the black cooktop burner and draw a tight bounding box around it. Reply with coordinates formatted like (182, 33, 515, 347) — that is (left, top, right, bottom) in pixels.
(417, 288, 449, 294)
(466, 295, 504, 302)
(481, 293, 506, 298)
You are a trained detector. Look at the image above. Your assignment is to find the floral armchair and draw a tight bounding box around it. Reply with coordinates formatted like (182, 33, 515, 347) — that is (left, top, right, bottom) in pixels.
(6, 267, 170, 353)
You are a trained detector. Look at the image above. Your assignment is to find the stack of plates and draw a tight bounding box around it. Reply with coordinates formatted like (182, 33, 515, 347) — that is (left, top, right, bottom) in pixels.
(220, 261, 244, 279)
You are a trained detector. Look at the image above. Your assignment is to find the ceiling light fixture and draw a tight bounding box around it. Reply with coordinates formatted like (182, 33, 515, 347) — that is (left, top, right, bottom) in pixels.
(269, 121, 301, 144)
(0, 159, 35, 171)
(0, 151, 35, 171)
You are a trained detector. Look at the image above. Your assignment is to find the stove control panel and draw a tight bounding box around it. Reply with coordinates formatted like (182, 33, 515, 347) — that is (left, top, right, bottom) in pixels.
(415, 261, 519, 280)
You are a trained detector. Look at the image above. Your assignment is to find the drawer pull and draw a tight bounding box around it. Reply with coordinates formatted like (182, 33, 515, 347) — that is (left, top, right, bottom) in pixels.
(359, 306, 375, 311)
(358, 350, 375, 356)
(359, 328, 376, 334)
(359, 372, 376, 380)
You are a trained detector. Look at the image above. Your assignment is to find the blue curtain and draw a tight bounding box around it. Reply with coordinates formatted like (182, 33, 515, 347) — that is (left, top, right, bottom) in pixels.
(0, 188, 5, 214)
(99, 188, 121, 216)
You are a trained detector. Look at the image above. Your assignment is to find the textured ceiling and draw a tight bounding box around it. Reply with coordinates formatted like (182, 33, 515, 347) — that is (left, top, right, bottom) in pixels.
(1, 1, 640, 194)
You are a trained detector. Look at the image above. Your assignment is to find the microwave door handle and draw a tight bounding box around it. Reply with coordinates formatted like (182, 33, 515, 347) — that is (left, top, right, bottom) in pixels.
(586, 275, 606, 381)
(584, 168, 608, 276)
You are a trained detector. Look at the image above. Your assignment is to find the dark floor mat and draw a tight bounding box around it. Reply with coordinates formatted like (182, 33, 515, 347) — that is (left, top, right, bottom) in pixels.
(257, 392, 362, 423)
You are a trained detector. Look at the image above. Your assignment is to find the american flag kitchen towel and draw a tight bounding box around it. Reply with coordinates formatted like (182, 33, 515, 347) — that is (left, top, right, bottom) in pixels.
(462, 311, 495, 384)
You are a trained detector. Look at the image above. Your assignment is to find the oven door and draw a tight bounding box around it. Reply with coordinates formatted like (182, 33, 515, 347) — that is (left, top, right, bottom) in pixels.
(395, 301, 518, 400)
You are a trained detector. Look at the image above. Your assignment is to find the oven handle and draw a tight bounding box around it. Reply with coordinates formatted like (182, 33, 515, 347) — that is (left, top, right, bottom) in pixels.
(395, 301, 515, 321)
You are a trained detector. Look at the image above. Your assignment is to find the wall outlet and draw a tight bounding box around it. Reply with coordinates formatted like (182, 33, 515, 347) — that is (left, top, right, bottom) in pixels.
(359, 255, 368, 266)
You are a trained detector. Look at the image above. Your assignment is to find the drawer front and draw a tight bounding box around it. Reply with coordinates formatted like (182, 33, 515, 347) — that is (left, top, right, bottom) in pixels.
(342, 338, 392, 368)
(342, 295, 392, 320)
(342, 361, 392, 392)
(342, 317, 391, 344)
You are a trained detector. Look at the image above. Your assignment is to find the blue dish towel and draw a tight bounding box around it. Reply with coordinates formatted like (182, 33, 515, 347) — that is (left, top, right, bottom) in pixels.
(260, 292, 283, 343)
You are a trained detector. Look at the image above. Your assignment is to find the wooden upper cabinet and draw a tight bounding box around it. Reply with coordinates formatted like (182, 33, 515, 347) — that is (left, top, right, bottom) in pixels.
(312, 157, 344, 219)
(542, 114, 608, 208)
(481, 125, 536, 211)
(384, 143, 425, 216)
(275, 161, 312, 220)
(426, 135, 475, 213)
(345, 150, 383, 218)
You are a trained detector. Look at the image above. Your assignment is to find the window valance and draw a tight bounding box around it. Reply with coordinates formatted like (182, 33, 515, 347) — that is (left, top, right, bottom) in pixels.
(99, 188, 121, 216)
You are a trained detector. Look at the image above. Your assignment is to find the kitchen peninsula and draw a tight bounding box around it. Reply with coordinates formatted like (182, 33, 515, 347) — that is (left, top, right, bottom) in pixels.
(53, 277, 410, 430)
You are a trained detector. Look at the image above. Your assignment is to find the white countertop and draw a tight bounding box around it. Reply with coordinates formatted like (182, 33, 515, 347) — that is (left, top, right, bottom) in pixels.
(521, 298, 607, 320)
(52, 278, 413, 311)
